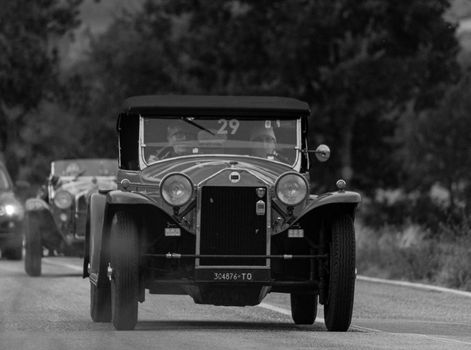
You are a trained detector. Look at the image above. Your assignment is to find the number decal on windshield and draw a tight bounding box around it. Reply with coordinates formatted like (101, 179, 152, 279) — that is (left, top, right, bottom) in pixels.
(217, 119, 240, 135)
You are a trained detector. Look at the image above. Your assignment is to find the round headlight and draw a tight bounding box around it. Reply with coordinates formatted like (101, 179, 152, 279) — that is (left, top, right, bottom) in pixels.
(5, 204, 16, 216)
(160, 173, 193, 207)
(53, 190, 73, 209)
(275, 173, 308, 206)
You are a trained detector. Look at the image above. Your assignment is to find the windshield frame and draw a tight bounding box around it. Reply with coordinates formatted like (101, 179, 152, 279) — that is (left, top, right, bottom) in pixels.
(51, 159, 117, 177)
(138, 115, 302, 170)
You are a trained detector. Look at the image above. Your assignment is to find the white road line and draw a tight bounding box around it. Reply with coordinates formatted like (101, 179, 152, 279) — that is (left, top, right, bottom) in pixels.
(258, 303, 471, 346)
(42, 258, 83, 272)
(357, 275, 471, 298)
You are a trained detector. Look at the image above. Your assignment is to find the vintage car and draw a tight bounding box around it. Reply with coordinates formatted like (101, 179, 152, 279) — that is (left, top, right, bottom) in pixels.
(83, 95, 361, 331)
(24, 158, 117, 276)
(0, 161, 25, 260)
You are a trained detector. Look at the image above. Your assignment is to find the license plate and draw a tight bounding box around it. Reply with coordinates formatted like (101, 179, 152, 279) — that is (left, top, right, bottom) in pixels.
(196, 269, 270, 282)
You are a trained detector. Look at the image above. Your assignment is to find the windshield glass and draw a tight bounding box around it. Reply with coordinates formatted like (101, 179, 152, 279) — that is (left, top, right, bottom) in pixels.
(0, 167, 12, 190)
(142, 117, 299, 165)
(52, 159, 117, 177)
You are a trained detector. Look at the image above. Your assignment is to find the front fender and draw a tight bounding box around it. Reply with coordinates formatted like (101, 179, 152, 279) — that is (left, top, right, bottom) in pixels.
(106, 190, 155, 205)
(293, 190, 361, 224)
(25, 198, 50, 212)
(85, 193, 108, 282)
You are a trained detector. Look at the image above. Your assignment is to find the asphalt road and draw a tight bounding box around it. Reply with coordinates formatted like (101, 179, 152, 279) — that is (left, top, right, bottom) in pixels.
(1, 257, 471, 350)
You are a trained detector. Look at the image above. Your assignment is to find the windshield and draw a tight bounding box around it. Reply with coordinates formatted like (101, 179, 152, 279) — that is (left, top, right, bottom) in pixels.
(0, 167, 12, 190)
(52, 159, 117, 177)
(142, 117, 300, 165)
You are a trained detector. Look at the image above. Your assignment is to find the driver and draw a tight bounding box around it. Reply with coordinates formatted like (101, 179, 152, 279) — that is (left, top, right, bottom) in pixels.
(148, 123, 194, 162)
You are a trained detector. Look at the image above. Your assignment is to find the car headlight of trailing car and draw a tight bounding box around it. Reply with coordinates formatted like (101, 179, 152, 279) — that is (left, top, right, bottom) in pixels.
(53, 190, 73, 209)
(275, 173, 308, 206)
(160, 173, 193, 207)
(0, 203, 25, 219)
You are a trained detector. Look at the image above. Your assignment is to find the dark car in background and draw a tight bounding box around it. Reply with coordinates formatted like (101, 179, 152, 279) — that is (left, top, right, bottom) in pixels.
(24, 158, 117, 276)
(0, 161, 25, 260)
(84, 95, 361, 332)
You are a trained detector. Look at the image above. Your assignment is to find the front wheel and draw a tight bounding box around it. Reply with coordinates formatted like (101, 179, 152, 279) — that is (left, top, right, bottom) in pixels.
(290, 293, 318, 325)
(323, 214, 356, 331)
(110, 211, 139, 330)
(24, 213, 42, 277)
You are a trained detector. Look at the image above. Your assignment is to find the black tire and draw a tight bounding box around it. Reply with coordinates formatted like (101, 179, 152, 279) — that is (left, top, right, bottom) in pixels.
(110, 211, 139, 330)
(24, 213, 42, 277)
(91, 282, 111, 322)
(290, 293, 318, 325)
(324, 214, 356, 331)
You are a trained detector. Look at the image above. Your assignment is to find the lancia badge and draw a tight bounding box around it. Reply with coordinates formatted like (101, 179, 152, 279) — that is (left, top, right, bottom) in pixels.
(229, 171, 240, 183)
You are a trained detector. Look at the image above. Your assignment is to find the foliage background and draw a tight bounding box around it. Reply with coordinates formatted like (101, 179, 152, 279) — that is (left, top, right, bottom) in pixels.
(1, 0, 471, 289)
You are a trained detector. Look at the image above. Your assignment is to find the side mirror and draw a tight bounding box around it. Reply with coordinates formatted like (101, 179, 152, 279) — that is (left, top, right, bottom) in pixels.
(314, 144, 330, 162)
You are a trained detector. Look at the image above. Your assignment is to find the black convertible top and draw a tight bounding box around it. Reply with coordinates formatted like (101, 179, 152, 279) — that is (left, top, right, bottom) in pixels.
(122, 95, 310, 116)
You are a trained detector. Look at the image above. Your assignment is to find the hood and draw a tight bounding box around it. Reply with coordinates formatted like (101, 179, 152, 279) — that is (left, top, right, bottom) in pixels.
(140, 156, 292, 186)
(57, 176, 117, 198)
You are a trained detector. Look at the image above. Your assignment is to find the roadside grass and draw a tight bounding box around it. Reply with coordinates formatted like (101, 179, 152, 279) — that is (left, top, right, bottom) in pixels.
(355, 221, 471, 291)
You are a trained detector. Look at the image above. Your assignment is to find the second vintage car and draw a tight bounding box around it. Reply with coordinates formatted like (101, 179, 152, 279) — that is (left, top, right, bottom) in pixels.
(83, 95, 361, 331)
(24, 158, 117, 276)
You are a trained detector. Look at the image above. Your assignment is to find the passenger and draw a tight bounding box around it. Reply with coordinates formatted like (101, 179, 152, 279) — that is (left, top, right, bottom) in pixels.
(249, 125, 278, 159)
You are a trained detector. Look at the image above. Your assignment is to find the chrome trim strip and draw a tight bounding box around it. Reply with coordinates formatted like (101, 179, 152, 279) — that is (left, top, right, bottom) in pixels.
(196, 167, 272, 187)
(138, 115, 147, 169)
(120, 182, 159, 189)
(266, 189, 271, 268)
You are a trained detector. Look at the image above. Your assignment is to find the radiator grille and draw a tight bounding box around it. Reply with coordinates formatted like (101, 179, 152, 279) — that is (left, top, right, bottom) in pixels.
(199, 186, 267, 266)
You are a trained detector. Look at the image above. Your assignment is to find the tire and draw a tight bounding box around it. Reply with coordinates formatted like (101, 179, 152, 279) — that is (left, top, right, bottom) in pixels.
(323, 214, 356, 331)
(24, 213, 42, 277)
(290, 293, 318, 325)
(110, 211, 139, 330)
(90, 282, 111, 322)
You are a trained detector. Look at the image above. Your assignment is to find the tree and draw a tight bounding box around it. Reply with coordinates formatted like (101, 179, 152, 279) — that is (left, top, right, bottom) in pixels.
(403, 72, 471, 220)
(70, 0, 459, 193)
(0, 0, 82, 174)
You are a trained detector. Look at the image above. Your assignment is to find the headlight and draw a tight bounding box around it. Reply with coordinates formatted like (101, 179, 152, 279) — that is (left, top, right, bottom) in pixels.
(275, 173, 308, 206)
(1, 203, 24, 219)
(160, 173, 193, 207)
(53, 190, 73, 209)
(5, 204, 16, 216)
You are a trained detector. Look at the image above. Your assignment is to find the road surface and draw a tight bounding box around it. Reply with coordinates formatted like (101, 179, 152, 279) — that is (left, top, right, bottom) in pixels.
(1, 257, 470, 350)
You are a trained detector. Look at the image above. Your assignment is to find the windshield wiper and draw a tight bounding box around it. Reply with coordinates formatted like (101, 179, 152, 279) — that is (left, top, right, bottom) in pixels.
(181, 117, 215, 135)
(73, 169, 87, 181)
